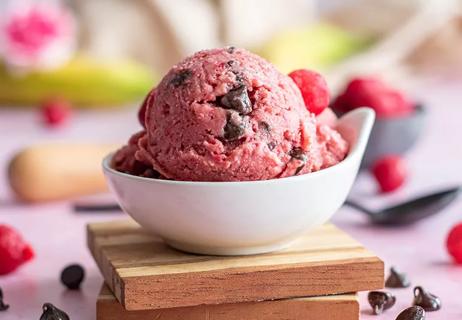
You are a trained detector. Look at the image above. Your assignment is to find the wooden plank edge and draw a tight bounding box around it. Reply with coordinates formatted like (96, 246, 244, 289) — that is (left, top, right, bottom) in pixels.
(120, 257, 383, 310)
(97, 284, 360, 320)
(87, 224, 127, 308)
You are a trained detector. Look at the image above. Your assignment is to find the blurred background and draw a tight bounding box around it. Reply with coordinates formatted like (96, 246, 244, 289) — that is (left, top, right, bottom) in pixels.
(1, 0, 462, 228)
(2, 0, 462, 200)
(2, 0, 462, 318)
(1, 0, 461, 106)
(0, 1, 462, 215)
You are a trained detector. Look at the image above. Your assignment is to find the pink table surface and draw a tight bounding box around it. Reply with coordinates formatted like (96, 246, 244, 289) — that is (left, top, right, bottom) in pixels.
(1, 80, 462, 319)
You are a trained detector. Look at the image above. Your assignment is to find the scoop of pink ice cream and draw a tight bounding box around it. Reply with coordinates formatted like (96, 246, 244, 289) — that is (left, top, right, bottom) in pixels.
(112, 131, 160, 178)
(316, 107, 338, 127)
(123, 47, 348, 181)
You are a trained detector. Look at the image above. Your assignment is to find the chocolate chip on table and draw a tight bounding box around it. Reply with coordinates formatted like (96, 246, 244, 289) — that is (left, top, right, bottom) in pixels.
(219, 85, 252, 114)
(0, 288, 9, 311)
(223, 113, 246, 141)
(368, 291, 396, 315)
(395, 306, 425, 320)
(40, 303, 69, 320)
(385, 266, 411, 288)
(170, 69, 192, 87)
(60, 264, 85, 290)
(413, 286, 441, 311)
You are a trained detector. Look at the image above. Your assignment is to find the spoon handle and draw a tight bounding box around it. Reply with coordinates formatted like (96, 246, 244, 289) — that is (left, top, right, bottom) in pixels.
(344, 200, 375, 216)
(73, 203, 122, 213)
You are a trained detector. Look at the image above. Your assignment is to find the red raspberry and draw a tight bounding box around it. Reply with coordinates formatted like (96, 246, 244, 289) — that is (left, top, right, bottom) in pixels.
(288, 69, 329, 116)
(41, 98, 72, 127)
(447, 223, 462, 264)
(0, 225, 34, 275)
(371, 155, 407, 193)
(334, 78, 381, 113)
(332, 77, 414, 118)
(138, 89, 156, 128)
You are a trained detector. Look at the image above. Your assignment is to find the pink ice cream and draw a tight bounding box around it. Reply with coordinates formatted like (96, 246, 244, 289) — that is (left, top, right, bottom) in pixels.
(112, 131, 160, 178)
(114, 47, 348, 181)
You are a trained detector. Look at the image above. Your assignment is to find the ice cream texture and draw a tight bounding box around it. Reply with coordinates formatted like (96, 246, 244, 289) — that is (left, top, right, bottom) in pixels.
(113, 48, 348, 181)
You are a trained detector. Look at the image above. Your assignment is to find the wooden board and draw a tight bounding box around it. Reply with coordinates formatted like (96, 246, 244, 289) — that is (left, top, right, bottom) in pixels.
(88, 219, 383, 310)
(97, 284, 360, 320)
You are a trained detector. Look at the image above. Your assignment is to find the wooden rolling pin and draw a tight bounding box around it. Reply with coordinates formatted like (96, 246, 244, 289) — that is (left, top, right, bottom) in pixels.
(8, 143, 119, 202)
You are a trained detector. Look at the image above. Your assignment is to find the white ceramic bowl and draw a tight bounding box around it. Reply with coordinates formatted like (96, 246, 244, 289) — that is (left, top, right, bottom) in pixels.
(362, 104, 425, 167)
(103, 108, 375, 255)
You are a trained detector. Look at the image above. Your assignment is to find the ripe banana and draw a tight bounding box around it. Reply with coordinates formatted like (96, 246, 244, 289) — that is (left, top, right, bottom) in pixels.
(259, 23, 369, 73)
(0, 56, 157, 107)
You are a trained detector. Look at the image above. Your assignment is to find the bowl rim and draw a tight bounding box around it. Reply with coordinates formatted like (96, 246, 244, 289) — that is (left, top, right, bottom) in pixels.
(102, 108, 375, 186)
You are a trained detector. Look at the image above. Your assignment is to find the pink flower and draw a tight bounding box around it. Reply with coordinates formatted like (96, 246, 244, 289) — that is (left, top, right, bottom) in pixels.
(0, 1, 76, 71)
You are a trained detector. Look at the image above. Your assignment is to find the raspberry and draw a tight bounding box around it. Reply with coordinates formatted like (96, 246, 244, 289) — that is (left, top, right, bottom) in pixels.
(0, 225, 34, 275)
(138, 89, 156, 128)
(447, 223, 462, 264)
(371, 155, 407, 193)
(332, 77, 414, 118)
(288, 69, 329, 116)
(41, 98, 72, 127)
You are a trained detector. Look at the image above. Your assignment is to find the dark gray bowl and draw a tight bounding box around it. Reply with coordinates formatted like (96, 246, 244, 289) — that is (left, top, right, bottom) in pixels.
(361, 104, 425, 168)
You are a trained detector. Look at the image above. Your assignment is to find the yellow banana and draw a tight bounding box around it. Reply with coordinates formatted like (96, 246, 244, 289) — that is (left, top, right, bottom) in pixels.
(259, 23, 370, 73)
(0, 55, 158, 107)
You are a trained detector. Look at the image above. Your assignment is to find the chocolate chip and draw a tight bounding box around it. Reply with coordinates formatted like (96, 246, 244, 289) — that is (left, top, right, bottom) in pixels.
(289, 147, 307, 161)
(395, 306, 425, 320)
(170, 69, 192, 87)
(268, 142, 277, 150)
(0, 288, 9, 311)
(259, 122, 272, 146)
(294, 165, 305, 175)
(232, 71, 244, 84)
(60, 264, 85, 290)
(289, 147, 307, 175)
(386, 267, 411, 288)
(40, 303, 69, 320)
(259, 121, 271, 134)
(141, 168, 161, 179)
(413, 286, 441, 311)
(227, 46, 236, 53)
(368, 291, 396, 315)
(226, 60, 235, 67)
(223, 113, 246, 141)
(219, 85, 252, 114)
(129, 159, 153, 177)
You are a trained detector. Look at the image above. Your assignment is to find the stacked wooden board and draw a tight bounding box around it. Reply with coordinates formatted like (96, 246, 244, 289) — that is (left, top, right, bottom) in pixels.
(87, 219, 384, 319)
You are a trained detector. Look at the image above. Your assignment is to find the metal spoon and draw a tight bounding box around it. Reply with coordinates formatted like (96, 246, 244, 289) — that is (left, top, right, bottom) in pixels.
(345, 186, 461, 225)
(73, 203, 121, 212)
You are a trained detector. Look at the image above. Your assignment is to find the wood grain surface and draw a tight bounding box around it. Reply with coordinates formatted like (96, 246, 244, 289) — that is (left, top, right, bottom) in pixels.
(97, 284, 360, 320)
(87, 219, 384, 310)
